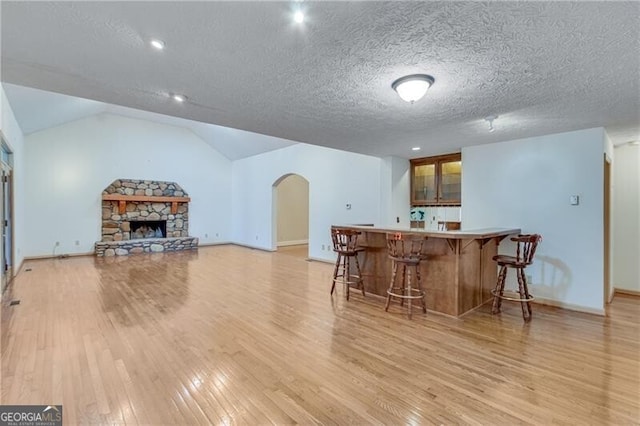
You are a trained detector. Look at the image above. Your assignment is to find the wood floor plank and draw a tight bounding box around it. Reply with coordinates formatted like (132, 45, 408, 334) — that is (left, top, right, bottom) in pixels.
(1, 245, 638, 425)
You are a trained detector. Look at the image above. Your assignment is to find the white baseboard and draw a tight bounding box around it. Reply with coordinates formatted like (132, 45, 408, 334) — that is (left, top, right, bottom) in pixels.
(533, 297, 605, 316)
(24, 251, 94, 261)
(230, 242, 276, 252)
(614, 288, 640, 297)
(277, 239, 309, 247)
(307, 256, 334, 264)
(198, 241, 231, 247)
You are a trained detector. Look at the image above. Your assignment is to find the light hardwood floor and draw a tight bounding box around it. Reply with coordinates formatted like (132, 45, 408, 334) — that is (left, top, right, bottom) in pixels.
(1, 245, 639, 425)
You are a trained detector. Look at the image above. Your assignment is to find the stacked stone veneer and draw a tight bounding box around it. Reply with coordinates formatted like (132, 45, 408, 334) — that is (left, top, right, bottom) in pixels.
(95, 179, 198, 256)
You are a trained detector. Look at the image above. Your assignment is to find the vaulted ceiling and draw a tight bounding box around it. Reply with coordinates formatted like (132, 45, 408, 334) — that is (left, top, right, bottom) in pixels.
(2, 83, 297, 160)
(2, 1, 639, 159)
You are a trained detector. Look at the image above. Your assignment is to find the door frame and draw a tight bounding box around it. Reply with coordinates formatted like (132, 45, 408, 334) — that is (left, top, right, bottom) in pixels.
(604, 153, 612, 306)
(0, 135, 15, 293)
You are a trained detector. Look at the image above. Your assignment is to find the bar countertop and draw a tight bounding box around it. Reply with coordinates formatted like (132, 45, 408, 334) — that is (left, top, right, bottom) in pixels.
(336, 225, 521, 240)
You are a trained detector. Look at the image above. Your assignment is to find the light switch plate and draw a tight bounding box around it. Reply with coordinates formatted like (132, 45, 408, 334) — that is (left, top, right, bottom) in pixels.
(570, 195, 579, 205)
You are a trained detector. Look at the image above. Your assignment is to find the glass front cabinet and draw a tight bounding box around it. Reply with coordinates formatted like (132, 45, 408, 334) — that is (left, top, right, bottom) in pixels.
(410, 153, 462, 206)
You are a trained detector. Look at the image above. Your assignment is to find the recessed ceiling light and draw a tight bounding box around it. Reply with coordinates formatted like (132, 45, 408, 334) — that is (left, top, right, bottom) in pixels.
(293, 11, 305, 23)
(172, 94, 186, 103)
(150, 39, 165, 50)
(412, 147, 421, 151)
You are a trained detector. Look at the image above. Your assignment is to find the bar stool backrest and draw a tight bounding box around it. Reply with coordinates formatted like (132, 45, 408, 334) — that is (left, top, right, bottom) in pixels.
(386, 232, 427, 261)
(331, 227, 361, 254)
(511, 234, 542, 265)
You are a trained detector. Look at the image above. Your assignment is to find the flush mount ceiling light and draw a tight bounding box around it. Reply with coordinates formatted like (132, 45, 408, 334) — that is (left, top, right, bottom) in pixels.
(391, 74, 435, 103)
(150, 39, 165, 50)
(412, 147, 421, 151)
(485, 115, 498, 132)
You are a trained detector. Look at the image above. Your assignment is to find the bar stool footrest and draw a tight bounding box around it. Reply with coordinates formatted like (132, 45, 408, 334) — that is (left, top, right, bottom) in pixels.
(387, 287, 425, 300)
(491, 289, 535, 302)
(333, 274, 362, 287)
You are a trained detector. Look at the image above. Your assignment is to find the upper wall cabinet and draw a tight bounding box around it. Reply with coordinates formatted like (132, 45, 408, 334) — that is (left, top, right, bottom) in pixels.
(410, 153, 462, 206)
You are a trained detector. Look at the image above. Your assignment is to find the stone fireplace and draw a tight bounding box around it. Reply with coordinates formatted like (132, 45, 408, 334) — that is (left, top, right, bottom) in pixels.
(95, 179, 199, 256)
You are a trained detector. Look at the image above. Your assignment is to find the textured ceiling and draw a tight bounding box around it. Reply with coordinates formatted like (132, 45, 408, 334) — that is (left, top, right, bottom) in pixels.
(2, 1, 639, 159)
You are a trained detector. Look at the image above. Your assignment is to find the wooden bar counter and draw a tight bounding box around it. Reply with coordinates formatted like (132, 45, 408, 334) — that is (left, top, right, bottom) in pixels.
(334, 225, 521, 317)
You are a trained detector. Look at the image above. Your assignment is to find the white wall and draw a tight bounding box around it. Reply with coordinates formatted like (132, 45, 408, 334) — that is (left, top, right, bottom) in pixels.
(276, 174, 309, 245)
(0, 86, 26, 272)
(24, 113, 232, 256)
(380, 156, 410, 227)
(232, 143, 381, 261)
(612, 143, 640, 292)
(462, 128, 607, 312)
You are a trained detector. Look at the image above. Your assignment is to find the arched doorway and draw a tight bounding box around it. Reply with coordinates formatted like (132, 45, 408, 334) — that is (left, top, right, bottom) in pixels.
(272, 174, 310, 258)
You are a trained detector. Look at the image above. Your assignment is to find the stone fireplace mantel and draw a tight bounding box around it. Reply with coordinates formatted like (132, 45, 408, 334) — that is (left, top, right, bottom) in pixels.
(102, 193, 191, 214)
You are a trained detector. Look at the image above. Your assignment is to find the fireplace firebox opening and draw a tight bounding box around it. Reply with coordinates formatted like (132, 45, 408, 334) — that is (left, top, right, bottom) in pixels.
(130, 220, 166, 239)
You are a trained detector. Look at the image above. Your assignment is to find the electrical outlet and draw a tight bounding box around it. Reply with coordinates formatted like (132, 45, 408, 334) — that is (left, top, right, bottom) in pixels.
(205, 233, 208, 238)
(75, 240, 80, 246)
(322, 244, 325, 250)
(255, 235, 259, 240)
(215, 233, 219, 237)
(55, 241, 60, 246)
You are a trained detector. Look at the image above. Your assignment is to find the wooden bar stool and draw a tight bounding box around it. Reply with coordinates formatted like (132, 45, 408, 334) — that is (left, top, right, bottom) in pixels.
(330, 227, 365, 301)
(385, 232, 428, 319)
(491, 234, 542, 322)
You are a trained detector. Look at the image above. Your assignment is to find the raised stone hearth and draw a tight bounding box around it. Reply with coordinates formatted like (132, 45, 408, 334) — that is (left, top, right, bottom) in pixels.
(95, 237, 198, 256)
(95, 179, 199, 256)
